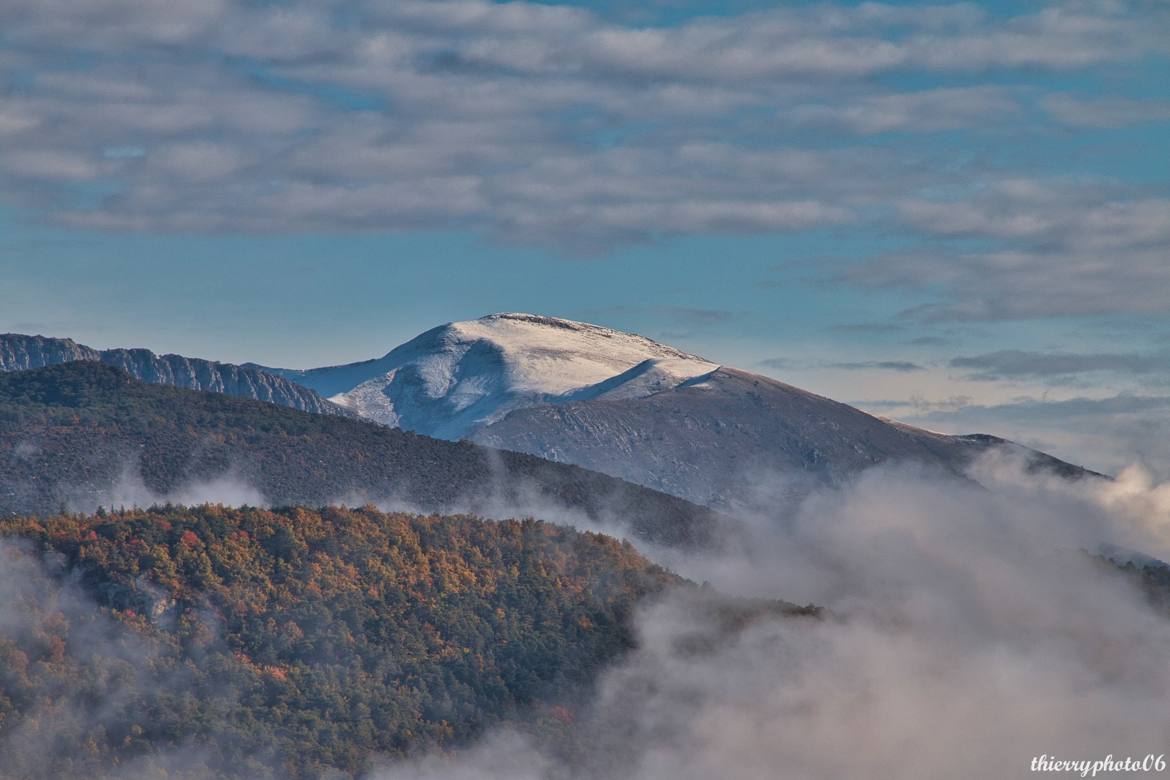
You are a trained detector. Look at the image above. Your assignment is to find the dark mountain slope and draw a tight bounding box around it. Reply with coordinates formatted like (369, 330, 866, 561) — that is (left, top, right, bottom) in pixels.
(472, 367, 1098, 510)
(0, 333, 347, 416)
(0, 362, 722, 547)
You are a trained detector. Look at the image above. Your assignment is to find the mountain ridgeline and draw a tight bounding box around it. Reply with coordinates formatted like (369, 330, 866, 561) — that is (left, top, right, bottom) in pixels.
(0, 333, 347, 417)
(260, 313, 1100, 509)
(2, 315, 1098, 511)
(0, 362, 722, 548)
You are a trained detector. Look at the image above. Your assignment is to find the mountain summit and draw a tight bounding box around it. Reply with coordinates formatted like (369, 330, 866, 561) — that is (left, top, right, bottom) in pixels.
(259, 313, 1093, 509)
(264, 313, 719, 440)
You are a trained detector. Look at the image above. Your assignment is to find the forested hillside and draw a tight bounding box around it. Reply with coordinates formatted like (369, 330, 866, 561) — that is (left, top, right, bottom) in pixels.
(0, 362, 723, 547)
(0, 505, 684, 778)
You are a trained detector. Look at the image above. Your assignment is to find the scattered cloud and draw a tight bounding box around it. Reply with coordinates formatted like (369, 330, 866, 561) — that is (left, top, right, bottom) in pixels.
(787, 86, 1019, 135)
(827, 360, 925, 372)
(1, 149, 102, 182)
(950, 349, 1170, 381)
(828, 322, 907, 335)
(857, 394, 974, 414)
(758, 357, 794, 371)
(0, 0, 1165, 250)
(1043, 94, 1170, 128)
(903, 393, 1170, 477)
(906, 335, 956, 346)
(848, 181, 1170, 320)
(762, 357, 925, 373)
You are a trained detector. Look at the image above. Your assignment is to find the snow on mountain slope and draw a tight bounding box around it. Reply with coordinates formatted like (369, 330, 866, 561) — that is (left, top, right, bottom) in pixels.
(264, 313, 718, 440)
(260, 312, 1096, 510)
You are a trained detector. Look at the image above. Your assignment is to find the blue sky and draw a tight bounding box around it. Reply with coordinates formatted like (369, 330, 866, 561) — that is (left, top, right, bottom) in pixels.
(1, 0, 1169, 475)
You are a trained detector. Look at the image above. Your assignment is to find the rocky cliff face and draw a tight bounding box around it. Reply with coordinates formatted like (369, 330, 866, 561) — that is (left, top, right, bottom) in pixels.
(0, 334, 101, 369)
(0, 334, 348, 416)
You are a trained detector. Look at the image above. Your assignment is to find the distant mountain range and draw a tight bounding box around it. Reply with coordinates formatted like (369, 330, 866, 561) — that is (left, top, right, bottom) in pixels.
(0, 362, 721, 548)
(259, 313, 1095, 508)
(0, 321, 1122, 780)
(0, 333, 347, 416)
(1, 315, 1097, 510)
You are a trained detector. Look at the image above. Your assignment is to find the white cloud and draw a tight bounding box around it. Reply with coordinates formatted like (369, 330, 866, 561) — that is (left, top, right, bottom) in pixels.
(899, 394, 1170, 478)
(2, 0, 230, 47)
(896, 186, 1170, 248)
(0, 0, 1165, 250)
(787, 86, 1019, 134)
(0, 105, 40, 135)
(149, 142, 247, 182)
(949, 349, 1170, 381)
(1, 149, 101, 181)
(847, 181, 1170, 320)
(1044, 94, 1170, 127)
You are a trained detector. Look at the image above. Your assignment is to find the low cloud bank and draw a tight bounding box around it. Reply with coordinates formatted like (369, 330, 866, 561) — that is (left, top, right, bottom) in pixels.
(74, 465, 270, 513)
(63, 449, 653, 545)
(20, 446, 1170, 778)
(376, 451, 1170, 779)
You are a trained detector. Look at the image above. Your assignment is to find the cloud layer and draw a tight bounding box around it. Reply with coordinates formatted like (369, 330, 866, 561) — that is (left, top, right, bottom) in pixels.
(1, 0, 1168, 290)
(7, 429, 1170, 778)
(376, 455, 1170, 779)
(950, 348, 1170, 382)
(901, 393, 1170, 479)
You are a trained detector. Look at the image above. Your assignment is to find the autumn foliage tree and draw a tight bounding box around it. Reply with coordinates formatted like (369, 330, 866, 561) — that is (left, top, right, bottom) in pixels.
(0, 505, 678, 779)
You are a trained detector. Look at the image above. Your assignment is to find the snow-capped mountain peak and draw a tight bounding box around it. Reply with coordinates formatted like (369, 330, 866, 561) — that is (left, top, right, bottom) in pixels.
(269, 313, 719, 439)
(259, 312, 1095, 509)
(439, 313, 715, 394)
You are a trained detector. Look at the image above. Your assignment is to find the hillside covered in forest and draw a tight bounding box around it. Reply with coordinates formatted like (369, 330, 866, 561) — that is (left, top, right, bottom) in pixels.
(0, 362, 723, 548)
(0, 505, 706, 778)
